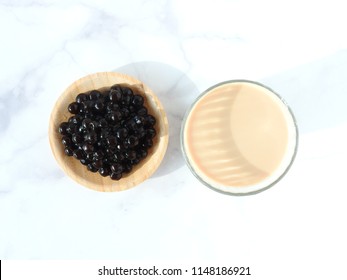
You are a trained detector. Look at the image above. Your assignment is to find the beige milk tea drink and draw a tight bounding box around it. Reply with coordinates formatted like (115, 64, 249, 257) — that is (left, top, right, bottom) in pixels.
(181, 80, 297, 195)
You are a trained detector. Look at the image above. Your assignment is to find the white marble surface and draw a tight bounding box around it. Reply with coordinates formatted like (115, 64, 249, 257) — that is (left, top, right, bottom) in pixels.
(1, 0, 347, 277)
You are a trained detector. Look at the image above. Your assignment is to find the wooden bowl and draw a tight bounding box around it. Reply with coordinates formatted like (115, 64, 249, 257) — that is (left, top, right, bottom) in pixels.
(49, 72, 169, 192)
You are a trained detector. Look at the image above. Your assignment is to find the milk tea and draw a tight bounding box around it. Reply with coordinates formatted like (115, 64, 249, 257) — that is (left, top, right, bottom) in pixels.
(182, 81, 297, 194)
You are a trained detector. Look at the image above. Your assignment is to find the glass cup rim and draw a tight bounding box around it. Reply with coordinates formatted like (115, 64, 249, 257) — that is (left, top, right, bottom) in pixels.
(180, 79, 299, 196)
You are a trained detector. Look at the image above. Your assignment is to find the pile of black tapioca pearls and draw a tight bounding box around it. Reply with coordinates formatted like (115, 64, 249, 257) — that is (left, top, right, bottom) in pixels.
(58, 84, 157, 180)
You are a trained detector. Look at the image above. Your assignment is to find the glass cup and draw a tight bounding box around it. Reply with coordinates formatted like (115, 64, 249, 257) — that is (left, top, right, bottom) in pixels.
(181, 80, 298, 195)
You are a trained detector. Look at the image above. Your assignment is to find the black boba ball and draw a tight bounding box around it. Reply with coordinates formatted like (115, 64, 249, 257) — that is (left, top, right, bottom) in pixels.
(125, 119, 137, 131)
(116, 127, 128, 139)
(58, 122, 69, 135)
(64, 147, 73, 156)
(109, 89, 122, 103)
(82, 118, 92, 129)
(82, 142, 94, 154)
(137, 149, 148, 159)
(126, 135, 139, 148)
(144, 114, 156, 127)
(106, 135, 117, 146)
(93, 150, 105, 160)
(87, 163, 98, 172)
(120, 108, 130, 119)
(110, 163, 123, 174)
(137, 107, 147, 116)
(66, 123, 78, 134)
(80, 158, 91, 166)
(68, 102, 80, 114)
(94, 100, 104, 112)
(73, 149, 84, 160)
(84, 132, 97, 143)
(134, 115, 145, 125)
(61, 136, 71, 146)
(110, 172, 122, 180)
(89, 90, 102, 100)
(99, 166, 110, 177)
(97, 118, 108, 129)
(132, 95, 144, 107)
(122, 162, 133, 173)
(146, 128, 156, 139)
(72, 134, 83, 144)
(76, 93, 88, 103)
(112, 152, 125, 162)
(125, 150, 137, 160)
(142, 138, 153, 148)
(107, 111, 122, 123)
(92, 159, 103, 169)
(68, 115, 82, 125)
